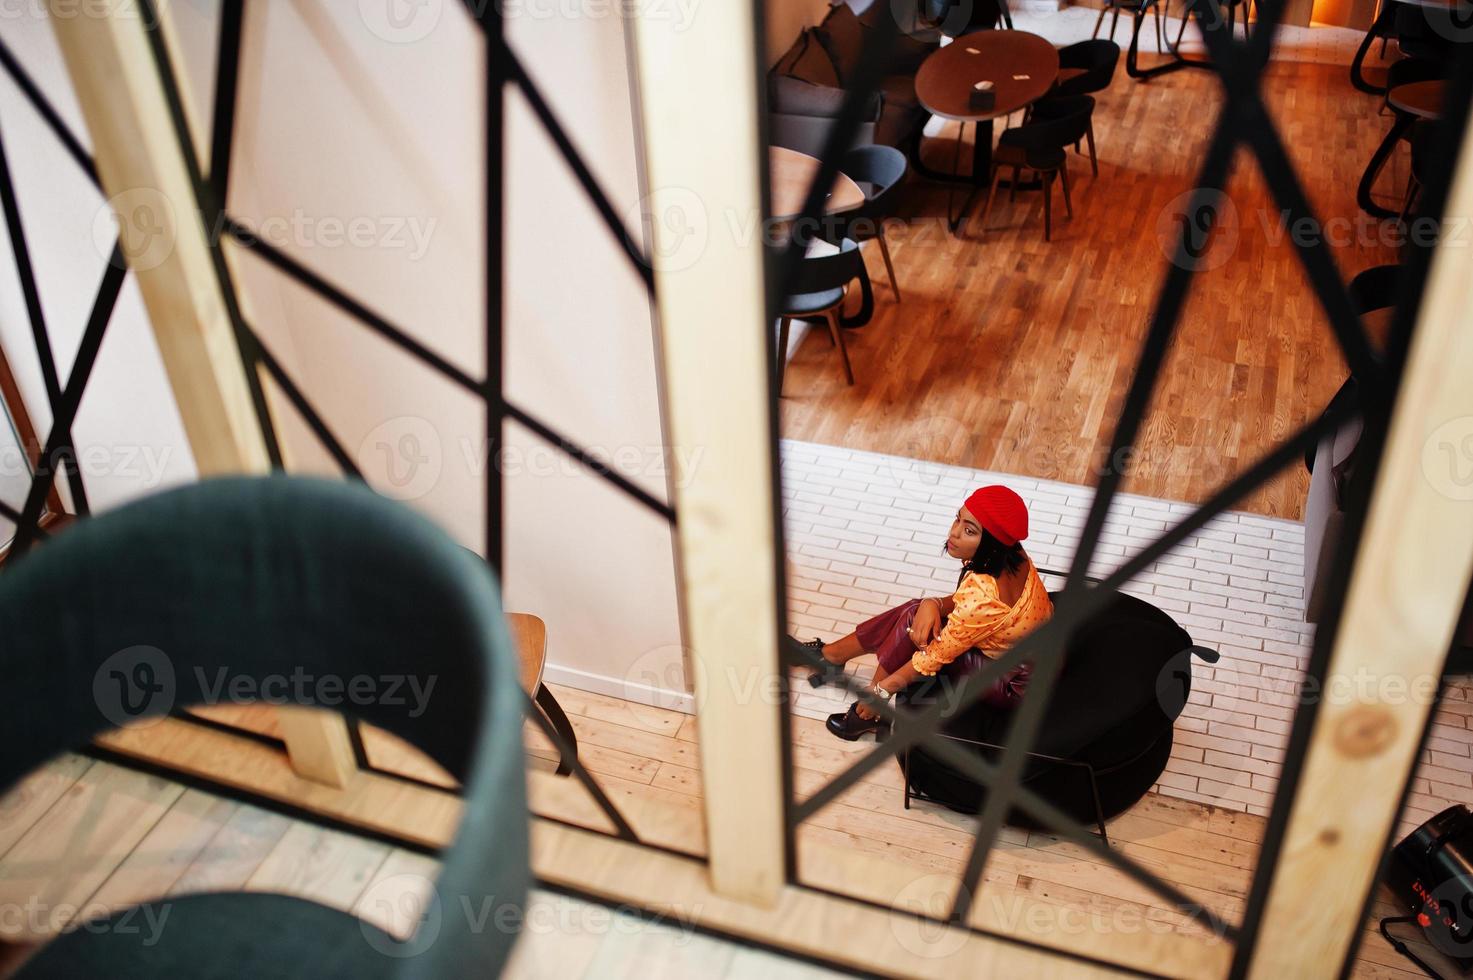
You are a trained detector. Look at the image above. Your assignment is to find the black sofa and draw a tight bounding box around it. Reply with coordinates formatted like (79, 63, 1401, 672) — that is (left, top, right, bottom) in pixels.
(768, 2, 939, 153)
(897, 591, 1210, 832)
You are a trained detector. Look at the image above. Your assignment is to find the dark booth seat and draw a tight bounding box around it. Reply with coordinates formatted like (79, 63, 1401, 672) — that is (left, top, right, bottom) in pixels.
(898, 591, 1206, 829)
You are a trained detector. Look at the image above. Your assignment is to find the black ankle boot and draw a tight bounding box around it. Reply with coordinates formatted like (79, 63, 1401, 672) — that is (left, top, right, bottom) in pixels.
(826, 703, 891, 741)
(790, 637, 844, 688)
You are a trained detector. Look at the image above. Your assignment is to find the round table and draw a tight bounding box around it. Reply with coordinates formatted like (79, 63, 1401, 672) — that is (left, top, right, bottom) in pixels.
(914, 30, 1059, 231)
(768, 146, 865, 222)
(1358, 80, 1446, 218)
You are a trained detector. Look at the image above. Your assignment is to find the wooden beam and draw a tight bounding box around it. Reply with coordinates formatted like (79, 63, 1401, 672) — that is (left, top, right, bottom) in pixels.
(48, 0, 270, 476)
(1245, 106, 1473, 977)
(628, 8, 787, 905)
(48, 3, 357, 788)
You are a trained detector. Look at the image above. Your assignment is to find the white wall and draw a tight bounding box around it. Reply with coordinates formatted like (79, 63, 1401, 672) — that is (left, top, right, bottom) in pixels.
(0, 18, 199, 517)
(0, 2, 689, 707)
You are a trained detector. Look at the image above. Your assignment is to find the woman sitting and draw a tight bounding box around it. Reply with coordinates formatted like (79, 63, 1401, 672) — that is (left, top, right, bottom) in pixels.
(797, 485, 1053, 741)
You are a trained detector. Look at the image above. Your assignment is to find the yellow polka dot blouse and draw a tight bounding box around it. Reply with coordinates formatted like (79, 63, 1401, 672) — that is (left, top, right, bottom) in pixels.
(911, 561, 1054, 676)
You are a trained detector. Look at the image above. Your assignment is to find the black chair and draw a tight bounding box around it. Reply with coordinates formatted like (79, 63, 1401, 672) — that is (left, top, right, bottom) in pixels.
(1095, 0, 1162, 53)
(1050, 41, 1120, 176)
(1399, 119, 1438, 225)
(0, 476, 529, 978)
(778, 237, 873, 393)
(980, 96, 1094, 241)
(920, 0, 1013, 34)
(834, 145, 909, 303)
(1348, 263, 1403, 315)
(1163, 0, 1253, 49)
(897, 591, 1218, 839)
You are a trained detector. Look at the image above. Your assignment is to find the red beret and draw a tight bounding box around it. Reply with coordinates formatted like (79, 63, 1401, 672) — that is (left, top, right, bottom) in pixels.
(962, 485, 1029, 547)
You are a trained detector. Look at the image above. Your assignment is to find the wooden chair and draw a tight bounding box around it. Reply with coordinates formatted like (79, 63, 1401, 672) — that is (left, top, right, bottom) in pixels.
(979, 96, 1095, 241)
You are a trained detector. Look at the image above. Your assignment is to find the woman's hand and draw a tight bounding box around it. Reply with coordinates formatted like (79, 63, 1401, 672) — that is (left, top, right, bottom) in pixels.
(908, 598, 942, 650)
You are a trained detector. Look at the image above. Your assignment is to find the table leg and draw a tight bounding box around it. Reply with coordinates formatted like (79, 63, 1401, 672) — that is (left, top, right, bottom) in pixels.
(1358, 113, 1413, 219)
(946, 120, 991, 234)
(536, 685, 578, 777)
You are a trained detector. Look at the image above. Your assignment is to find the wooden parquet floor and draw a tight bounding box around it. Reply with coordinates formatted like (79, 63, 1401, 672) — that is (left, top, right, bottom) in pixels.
(778, 60, 1410, 520)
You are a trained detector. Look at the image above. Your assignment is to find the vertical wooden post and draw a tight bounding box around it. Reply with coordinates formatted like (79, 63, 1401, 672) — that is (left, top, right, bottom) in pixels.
(1245, 109, 1473, 976)
(48, 2, 270, 476)
(51, 2, 355, 790)
(629, 10, 786, 904)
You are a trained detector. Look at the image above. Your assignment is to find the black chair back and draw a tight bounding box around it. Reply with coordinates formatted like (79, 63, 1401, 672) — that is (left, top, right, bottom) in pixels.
(1001, 95, 1094, 166)
(836, 144, 908, 232)
(1055, 40, 1120, 97)
(1348, 264, 1402, 315)
(785, 237, 875, 326)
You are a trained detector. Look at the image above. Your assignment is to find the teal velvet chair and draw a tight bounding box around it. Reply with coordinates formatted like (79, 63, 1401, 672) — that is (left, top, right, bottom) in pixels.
(0, 476, 528, 978)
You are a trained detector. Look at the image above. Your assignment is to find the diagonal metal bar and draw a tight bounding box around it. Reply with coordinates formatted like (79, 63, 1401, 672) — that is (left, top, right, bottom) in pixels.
(522, 690, 640, 842)
(502, 402, 676, 523)
(0, 38, 98, 184)
(1230, 52, 1473, 980)
(221, 217, 482, 391)
(222, 215, 677, 524)
(800, 648, 1240, 940)
(498, 42, 654, 293)
(960, 9, 1258, 898)
(207, 0, 245, 208)
(0, 116, 90, 514)
(245, 328, 365, 481)
(10, 246, 126, 557)
(1238, 99, 1380, 381)
(790, 394, 1359, 830)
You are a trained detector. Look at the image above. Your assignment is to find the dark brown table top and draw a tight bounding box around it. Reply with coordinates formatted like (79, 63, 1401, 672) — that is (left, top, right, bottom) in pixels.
(1389, 80, 1446, 120)
(914, 31, 1060, 123)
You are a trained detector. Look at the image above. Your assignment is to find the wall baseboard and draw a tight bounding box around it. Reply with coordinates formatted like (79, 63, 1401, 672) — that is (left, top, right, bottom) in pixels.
(542, 662, 696, 715)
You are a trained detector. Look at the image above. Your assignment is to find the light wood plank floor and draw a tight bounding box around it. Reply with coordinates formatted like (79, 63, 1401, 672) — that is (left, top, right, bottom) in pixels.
(0, 752, 848, 979)
(343, 686, 1435, 974)
(0, 685, 1435, 977)
(778, 59, 1410, 520)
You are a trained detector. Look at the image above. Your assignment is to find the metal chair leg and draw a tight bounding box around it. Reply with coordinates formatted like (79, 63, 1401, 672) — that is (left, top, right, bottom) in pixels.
(825, 308, 854, 384)
(1042, 171, 1053, 241)
(980, 169, 1004, 233)
(535, 685, 579, 777)
(1086, 118, 1099, 176)
(1060, 162, 1073, 219)
(1093, 2, 1109, 37)
(776, 317, 791, 396)
(875, 229, 901, 303)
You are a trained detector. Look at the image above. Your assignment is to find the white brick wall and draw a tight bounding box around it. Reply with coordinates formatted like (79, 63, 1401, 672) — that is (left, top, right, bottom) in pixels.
(782, 439, 1471, 835)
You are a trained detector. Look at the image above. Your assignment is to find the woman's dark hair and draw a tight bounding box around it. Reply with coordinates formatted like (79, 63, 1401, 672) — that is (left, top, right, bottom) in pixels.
(954, 529, 1025, 586)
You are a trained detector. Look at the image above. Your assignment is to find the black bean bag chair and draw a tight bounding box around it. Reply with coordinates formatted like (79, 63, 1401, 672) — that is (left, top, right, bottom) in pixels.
(897, 590, 1214, 833)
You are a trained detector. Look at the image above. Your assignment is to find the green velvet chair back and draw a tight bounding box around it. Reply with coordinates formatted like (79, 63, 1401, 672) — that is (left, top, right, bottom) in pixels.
(0, 476, 527, 979)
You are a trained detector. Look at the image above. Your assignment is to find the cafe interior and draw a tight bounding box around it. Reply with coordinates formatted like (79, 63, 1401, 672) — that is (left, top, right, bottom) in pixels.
(0, 0, 1469, 976)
